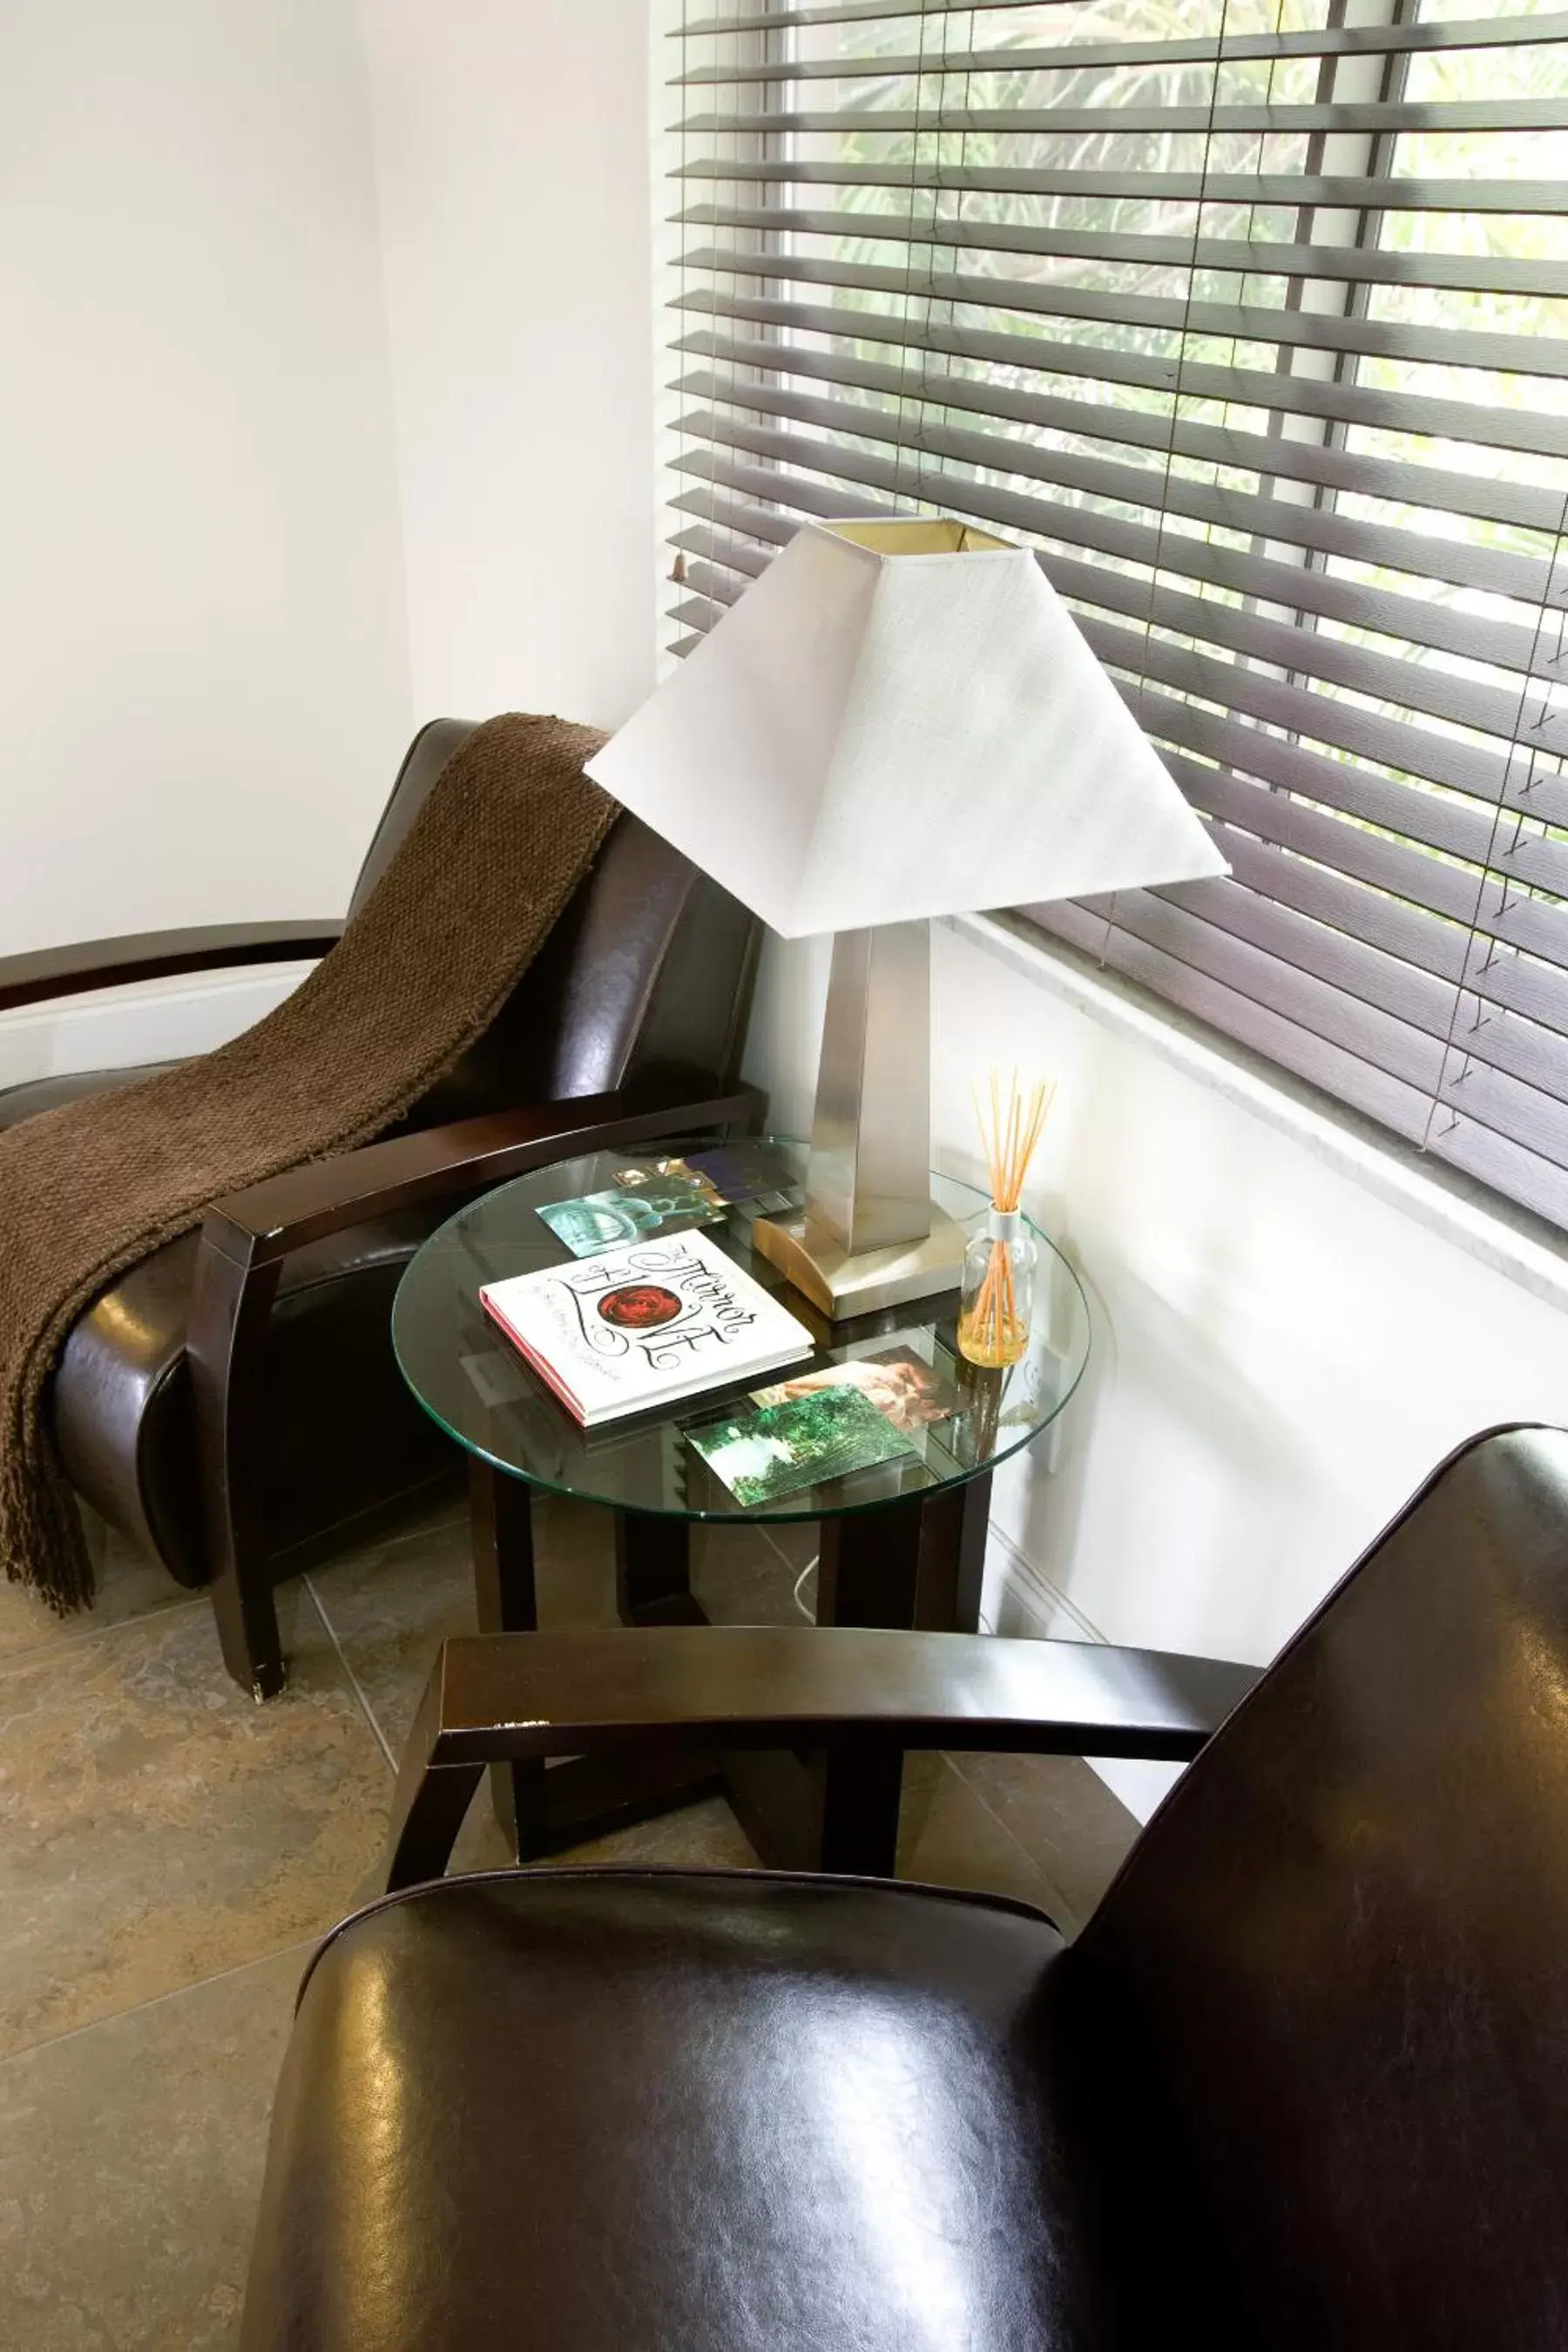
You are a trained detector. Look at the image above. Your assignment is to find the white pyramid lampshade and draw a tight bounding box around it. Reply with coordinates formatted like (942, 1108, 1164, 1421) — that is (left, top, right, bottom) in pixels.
(586, 517, 1226, 938)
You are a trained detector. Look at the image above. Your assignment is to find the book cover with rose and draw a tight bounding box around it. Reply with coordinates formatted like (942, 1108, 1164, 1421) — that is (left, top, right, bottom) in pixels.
(479, 1228, 813, 1427)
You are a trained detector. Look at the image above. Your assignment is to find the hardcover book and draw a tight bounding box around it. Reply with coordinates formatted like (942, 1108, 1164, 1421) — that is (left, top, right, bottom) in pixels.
(480, 1228, 813, 1427)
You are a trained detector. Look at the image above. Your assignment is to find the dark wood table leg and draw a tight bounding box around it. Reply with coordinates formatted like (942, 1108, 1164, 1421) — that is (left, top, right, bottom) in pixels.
(469, 1458, 544, 1858)
(912, 1470, 993, 1633)
(615, 1512, 704, 1626)
(730, 1475, 995, 1875)
(467, 1475, 720, 1861)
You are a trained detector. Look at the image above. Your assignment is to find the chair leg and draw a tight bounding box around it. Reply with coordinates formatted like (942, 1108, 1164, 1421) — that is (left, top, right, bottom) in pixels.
(470, 1457, 544, 1855)
(188, 1231, 287, 1700)
(210, 1554, 287, 1702)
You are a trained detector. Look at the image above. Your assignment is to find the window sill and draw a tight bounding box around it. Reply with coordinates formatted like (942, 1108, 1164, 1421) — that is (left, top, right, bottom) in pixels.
(948, 910, 1568, 1321)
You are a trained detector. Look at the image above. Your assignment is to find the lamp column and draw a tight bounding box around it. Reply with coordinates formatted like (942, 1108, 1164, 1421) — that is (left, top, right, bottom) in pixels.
(812, 920, 933, 1254)
(754, 919, 970, 1319)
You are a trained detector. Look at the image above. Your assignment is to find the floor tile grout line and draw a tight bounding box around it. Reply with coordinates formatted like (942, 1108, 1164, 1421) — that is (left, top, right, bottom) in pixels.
(0, 1587, 209, 1680)
(303, 1575, 397, 1774)
(756, 1523, 794, 1571)
(0, 1933, 321, 2072)
(943, 1753, 1084, 1936)
(0, 1504, 463, 1682)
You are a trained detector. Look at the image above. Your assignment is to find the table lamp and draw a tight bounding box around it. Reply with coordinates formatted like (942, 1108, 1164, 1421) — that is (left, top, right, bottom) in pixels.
(586, 517, 1225, 1317)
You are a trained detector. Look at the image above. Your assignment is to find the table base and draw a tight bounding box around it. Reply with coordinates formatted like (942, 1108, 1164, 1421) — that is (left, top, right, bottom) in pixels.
(467, 1457, 992, 1873)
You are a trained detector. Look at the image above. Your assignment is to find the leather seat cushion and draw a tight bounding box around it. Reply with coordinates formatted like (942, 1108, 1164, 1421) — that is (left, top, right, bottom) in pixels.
(241, 1869, 1239, 2352)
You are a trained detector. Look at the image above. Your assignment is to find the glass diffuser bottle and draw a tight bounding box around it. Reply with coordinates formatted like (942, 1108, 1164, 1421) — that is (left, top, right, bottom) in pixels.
(958, 1209, 1037, 1369)
(957, 1072, 1054, 1369)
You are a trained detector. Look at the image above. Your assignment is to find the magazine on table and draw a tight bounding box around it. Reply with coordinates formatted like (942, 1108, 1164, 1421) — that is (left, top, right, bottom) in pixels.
(535, 1146, 800, 1259)
(534, 1159, 726, 1257)
(749, 1343, 960, 1435)
(686, 1382, 917, 1508)
(480, 1227, 813, 1428)
(685, 1335, 959, 1506)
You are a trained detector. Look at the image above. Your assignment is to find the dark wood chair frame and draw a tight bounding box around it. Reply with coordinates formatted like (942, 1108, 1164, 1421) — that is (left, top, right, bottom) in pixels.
(383, 1625, 1260, 1888)
(2, 921, 761, 1699)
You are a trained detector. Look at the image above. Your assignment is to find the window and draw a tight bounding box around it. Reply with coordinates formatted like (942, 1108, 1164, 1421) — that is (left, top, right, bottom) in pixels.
(662, 0, 1568, 1231)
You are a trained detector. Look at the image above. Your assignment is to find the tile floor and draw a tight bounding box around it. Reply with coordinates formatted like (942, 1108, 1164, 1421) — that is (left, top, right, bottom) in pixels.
(0, 1492, 1138, 2349)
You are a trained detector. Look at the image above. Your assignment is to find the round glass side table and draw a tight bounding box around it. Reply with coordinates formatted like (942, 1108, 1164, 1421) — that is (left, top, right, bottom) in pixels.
(393, 1136, 1092, 1866)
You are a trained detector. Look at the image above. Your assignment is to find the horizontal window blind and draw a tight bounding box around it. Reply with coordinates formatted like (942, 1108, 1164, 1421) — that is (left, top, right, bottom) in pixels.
(664, 0, 1568, 1231)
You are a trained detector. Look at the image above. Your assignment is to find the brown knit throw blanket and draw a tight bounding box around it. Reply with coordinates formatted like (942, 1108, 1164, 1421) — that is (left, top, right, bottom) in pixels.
(0, 712, 612, 1613)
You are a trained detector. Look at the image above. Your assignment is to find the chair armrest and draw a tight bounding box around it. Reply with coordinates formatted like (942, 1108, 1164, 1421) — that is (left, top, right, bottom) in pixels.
(0, 920, 343, 1012)
(198, 1076, 767, 1267)
(385, 1628, 1260, 1889)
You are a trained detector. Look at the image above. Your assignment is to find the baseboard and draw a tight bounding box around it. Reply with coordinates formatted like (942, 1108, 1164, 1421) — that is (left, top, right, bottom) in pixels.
(978, 1517, 1106, 1645)
(0, 961, 315, 1091)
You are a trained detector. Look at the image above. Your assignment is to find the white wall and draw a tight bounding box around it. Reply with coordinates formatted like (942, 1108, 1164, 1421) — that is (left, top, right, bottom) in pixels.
(0, 963, 316, 1093)
(1, 0, 659, 1081)
(746, 923, 1568, 1815)
(0, 0, 412, 961)
(359, 0, 659, 733)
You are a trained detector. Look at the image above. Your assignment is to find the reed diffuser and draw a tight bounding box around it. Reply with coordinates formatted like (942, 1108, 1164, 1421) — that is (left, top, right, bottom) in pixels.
(957, 1072, 1055, 1369)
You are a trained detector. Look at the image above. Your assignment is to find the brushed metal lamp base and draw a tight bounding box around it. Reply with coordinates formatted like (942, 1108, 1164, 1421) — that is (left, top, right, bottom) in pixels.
(753, 1204, 969, 1320)
(752, 918, 968, 1321)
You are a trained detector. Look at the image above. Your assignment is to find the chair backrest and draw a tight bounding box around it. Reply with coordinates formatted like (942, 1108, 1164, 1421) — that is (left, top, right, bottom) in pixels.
(350, 718, 760, 1123)
(1078, 1425, 1568, 2350)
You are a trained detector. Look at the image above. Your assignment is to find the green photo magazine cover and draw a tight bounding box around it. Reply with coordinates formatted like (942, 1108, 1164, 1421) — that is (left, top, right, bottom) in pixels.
(687, 1382, 916, 1507)
(751, 1344, 959, 1436)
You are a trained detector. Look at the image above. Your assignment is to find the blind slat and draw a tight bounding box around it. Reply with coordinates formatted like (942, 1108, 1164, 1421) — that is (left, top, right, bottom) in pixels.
(1064, 887, 1568, 1168)
(1204, 833, 1568, 1090)
(676, 328, 1568, 535)
(672, 459, 1567, 710)
(1122, 683, 1568, 891)
(675, 289, 1568, 465)
(672, 159, 1568, 220)
(1154, 859, 1568, 1113)
(677, 14, 1568, 79)
(676, 377, 1563, 694)
(685, 246, 1568, 383)
(1085, 612, 1550, 822)
(1029, 902, 1568, 1229)
(680, 0, 1069, 30)
(673, 481, 1566, 703)
(675, 416, 1542, 747)
(683, 98, 1566, 138)
(675, 405, 1561, 631)
(1166, 756, 1568, 987)
(677, 206, 1568, 304)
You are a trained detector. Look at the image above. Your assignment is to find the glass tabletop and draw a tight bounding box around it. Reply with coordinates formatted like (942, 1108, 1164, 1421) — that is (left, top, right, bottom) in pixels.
(392, 1138, 1092, 1524)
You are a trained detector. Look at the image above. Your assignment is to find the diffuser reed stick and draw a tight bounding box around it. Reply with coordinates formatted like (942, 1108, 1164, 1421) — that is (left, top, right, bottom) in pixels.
(957, 1071, 1055, 1368)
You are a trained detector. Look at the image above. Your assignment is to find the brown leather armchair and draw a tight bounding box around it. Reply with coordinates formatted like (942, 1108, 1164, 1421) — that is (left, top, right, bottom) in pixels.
(241, 1425, 1568, 2350)
(0, 720, 760, 1696)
